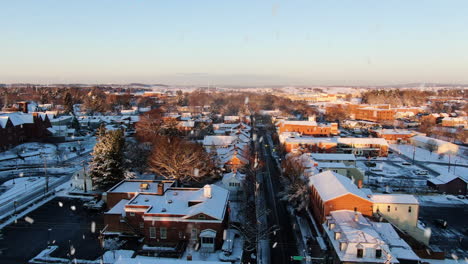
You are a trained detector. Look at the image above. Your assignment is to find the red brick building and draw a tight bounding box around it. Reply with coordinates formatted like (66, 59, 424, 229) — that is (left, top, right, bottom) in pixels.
(278, 120, 338, 136)
(104, 180, 230, 252)
(0, 111, 52, 151)
(309, 171, 373, 225)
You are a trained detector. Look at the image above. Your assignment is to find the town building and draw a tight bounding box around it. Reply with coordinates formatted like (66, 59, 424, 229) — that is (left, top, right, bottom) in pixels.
(0, 111, 52, 150)
(323, 210, 398, 264)
(370, 129, 417, 144)
(103, 180, 230, 252)
(283, 137, 389, 157)
(308, 171, 373, 224)
(277, 120, 339, 136)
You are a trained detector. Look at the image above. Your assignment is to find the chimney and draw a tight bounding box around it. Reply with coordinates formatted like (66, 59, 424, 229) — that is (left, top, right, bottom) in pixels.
(19, 101, 29, 113)
(157, 182, 164, 195)
(354, 212, 359, 222)
(357, 180, 363, 189)
(203, 185, 212, 199)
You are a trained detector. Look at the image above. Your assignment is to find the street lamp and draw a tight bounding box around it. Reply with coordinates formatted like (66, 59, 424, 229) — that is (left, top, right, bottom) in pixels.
(13, 200, 18, 215)
(47, 228, 52, 246)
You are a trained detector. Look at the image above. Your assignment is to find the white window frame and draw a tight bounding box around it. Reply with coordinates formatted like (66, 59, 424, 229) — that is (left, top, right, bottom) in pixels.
(160, 227, 167, 239)
(149, 227, 156, 239)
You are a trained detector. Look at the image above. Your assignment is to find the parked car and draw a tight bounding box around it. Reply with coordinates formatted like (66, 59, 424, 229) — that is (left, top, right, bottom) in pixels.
(433, 219, 448, 228)
(413, 170, 428, 175)
(83, 200, 104, 210)
(365, 162, 377, 167)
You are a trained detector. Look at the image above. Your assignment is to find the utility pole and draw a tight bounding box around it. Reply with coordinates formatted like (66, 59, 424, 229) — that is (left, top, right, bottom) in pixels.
(412, 144, 416, 165)
(41, 152, 49, 195)
(447, 154, 451, 172)
(82, 160, 88, 193)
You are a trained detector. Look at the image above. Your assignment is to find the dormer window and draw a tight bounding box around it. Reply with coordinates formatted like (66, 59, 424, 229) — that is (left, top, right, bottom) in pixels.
(334, 231, 341, 240)
(357, 248, 364, 258)
(329, 223, 335, 230)
(376, 249, 382, 258)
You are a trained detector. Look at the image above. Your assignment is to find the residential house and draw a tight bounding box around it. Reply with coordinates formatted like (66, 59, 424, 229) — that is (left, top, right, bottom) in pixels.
(427, 174, 467, 195)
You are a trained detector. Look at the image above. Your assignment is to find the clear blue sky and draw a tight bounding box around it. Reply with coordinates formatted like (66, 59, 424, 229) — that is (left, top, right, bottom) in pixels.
(1, 0, 467, 85)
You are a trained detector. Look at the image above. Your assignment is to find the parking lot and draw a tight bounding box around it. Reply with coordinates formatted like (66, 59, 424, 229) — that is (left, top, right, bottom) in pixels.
(418, 205, 468, 258)
(0, 197, 105, 264)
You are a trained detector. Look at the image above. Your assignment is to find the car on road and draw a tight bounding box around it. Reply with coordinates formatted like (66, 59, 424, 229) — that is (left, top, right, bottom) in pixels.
(401, 162, 412, 166)
(365, 161, 377, 167)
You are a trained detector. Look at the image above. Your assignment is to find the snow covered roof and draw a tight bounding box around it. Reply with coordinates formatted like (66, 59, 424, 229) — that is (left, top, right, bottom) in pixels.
(124, 184, 229, 221)
(317, 162, 349, 169)
(0, 116, 9, 128)
(427, 173, 468, 185)
(0, 112, 33, 126)
(107, 180, 175, 193)
(203, 135, 236, 146)
(373, 129, 414, 135)
(280, 120, 318, 126)
(105, 199, 129, 216)
(309, 153, 356, 161)
(224, 115, 240, 121)
(371, 222, 420, 261)
(324, 210, 397, 263)
(411, 135, 453, 146)
(222, 171, 246, 183)
(338, 137, 388, 146)
(178, 121, 195, 128)
(309, 171, 369, 202)
(371, 194, 419, 205)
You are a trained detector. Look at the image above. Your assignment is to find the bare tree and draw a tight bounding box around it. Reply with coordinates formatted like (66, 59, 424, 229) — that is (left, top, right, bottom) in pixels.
(148, 136, 218, 184)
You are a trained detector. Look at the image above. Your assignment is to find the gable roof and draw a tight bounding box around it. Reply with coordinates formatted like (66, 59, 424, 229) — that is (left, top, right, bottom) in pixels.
(309, 171, 369, 202)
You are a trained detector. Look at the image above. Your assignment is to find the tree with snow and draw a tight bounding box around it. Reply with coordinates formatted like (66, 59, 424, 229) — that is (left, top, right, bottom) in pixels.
(89, 128, 125, 190)
(279, 155, 310, 213)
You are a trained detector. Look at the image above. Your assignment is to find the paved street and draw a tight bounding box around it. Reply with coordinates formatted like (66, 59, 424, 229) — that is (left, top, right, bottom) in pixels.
(257, 127, 299, 264)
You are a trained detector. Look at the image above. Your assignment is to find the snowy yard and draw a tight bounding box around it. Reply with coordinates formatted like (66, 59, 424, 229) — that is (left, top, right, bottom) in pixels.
(390, 144, 468, 164)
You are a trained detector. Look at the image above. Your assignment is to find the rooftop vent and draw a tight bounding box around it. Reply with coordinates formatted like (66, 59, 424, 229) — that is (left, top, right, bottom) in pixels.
(168, 200, 173, 204)
(140, 183, 149, 190)
(144, 198, 149, 202)
(161, 208, 166, 212)
(173, 192, 178, 196)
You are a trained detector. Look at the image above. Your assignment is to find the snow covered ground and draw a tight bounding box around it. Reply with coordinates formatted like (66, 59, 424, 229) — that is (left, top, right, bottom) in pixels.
(390, 144, 468, 164)
(417, 194, 468, 206)
(0, 177, 61, 205)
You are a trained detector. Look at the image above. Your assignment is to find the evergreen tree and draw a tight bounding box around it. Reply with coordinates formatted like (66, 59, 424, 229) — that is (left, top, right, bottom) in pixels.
(89, 128, 125, 190)
(64, 91, 74, 114)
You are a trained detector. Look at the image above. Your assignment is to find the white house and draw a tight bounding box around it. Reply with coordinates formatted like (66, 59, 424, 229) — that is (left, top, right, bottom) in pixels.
(323, 210, 398, 264)
(409, 135, 459, 155)
(222, 171, 246, 197)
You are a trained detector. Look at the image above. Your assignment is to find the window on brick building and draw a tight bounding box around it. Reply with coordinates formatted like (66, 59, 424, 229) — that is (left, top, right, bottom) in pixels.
(149, 227, 156, 238)
(139, 222, 144, 229)
(387, 206, 390, 212)
(160, 227, 167, 239)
